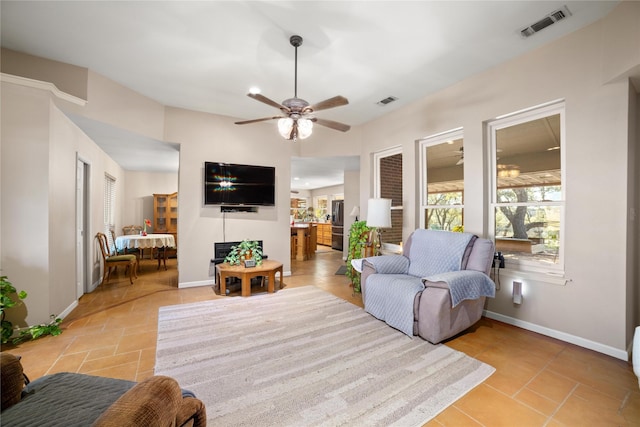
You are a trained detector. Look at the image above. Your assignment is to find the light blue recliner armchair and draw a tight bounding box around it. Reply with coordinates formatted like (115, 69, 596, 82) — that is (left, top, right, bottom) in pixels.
(360, 229, 495, 344)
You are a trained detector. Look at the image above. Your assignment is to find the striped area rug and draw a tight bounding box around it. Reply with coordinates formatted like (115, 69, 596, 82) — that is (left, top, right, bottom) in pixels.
(155, 286, 494, 426)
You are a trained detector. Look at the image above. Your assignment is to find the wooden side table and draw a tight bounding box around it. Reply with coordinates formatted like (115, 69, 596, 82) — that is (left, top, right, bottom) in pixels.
(216, 259, 284, 297)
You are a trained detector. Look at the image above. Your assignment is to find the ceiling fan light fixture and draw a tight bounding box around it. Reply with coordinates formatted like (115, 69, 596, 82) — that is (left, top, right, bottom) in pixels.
(497, 164, 520, 178)
(237, 34, 349, 138)
(278, 118, 313, 141)
(278, 117, 294, 138)
(297, 118, 313, 139)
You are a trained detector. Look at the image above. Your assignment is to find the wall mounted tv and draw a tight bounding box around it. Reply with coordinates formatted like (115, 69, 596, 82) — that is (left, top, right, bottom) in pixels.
(204, 162, 275, 206)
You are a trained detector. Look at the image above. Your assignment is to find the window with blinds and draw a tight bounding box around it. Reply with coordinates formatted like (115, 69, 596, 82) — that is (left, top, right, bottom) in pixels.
(104, 174, 116, 250)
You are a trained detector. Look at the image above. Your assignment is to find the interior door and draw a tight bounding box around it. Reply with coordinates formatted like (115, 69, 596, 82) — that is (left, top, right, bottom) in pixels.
(76, 158, 88, 297)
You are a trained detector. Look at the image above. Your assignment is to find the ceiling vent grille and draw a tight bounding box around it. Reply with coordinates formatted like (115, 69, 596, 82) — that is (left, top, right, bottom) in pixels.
(377, 96, 398, 106)
(521, 5, 571, 38)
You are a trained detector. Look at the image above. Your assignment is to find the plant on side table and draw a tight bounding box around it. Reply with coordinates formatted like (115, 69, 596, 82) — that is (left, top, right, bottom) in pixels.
(224, 240, 264, 266)
(346, 221, 372, 293)
(1, 275, 62, 345)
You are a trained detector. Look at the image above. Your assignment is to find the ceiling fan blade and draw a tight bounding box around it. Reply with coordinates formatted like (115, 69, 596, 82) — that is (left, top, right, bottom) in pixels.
(304, 96, 349, 113)
(247, 93, 289, 112)
(311, 117, 351, 132)
(235, 116, 284, 125)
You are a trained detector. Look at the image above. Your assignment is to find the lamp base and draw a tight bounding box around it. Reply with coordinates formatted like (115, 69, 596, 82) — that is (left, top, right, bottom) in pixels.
(369, 228, 383, 256)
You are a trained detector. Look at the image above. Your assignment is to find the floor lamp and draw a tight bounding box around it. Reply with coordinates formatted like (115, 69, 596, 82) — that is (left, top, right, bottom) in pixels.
(367, 198, 391, 255)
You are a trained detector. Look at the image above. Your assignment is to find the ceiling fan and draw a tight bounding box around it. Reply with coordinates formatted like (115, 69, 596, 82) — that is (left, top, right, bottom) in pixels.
(453, 147, 464, 165)
(234, 35, 351, 141)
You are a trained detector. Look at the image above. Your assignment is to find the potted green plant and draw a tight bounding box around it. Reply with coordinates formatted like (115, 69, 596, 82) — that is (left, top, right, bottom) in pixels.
(224, 240, 264, 266)
(13, 315, 63, 344)
(1, 275, 27, 344)
(346, 221, 372, 293)
(1, 275, 63, 345)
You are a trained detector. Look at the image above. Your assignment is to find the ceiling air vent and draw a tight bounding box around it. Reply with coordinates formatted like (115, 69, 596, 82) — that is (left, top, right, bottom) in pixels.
(520, 5, 571, 38)
(376, 96, 398, 106)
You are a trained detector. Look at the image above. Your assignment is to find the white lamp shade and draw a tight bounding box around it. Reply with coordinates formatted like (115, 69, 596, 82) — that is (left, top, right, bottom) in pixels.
(278, 118, 313, 140)
(349, 206, 360, 217)
(278, 118, 294, 138)
(367, 198, 392, 228)
(297, 118, 313, 139)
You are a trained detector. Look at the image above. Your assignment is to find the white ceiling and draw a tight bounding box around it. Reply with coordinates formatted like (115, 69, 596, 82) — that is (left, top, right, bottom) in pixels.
(0, 1, 618, 188)
(291, 155, 360, 193)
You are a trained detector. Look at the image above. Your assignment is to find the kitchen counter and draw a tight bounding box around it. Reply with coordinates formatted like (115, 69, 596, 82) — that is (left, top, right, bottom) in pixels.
(290, 223, 318, 261)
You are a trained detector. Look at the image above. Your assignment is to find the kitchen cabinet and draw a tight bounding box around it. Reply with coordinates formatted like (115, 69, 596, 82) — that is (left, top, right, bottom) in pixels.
(317, 223, 332, 246)
(290, 198, 308, 221)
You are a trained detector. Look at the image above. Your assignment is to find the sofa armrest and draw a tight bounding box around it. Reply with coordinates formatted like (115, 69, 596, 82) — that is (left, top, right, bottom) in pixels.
(416, 287, 486, 344)
(0, 353, 25, 411)
(423, 270, 495, 307)
(92, 375, 206, 427)
(362, 255, 410, 275)
(177, 396, 207, 427)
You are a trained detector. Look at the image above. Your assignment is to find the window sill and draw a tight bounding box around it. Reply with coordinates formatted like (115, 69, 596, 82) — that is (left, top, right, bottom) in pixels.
(380, 243, 403, 255)
(498, 267, 568, 286)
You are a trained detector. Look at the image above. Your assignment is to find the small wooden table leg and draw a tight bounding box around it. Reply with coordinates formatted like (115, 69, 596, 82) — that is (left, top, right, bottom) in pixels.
(267, 271, 275, 293)
(219, 270, 227, 296)
(277, 266, 284, 289)
(241, 272, 251, 297)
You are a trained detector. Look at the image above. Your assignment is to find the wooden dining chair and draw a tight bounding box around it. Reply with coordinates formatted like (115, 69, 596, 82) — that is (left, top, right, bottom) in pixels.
(121, 225, 145, 260)
(96, 232, 138, 285)
(122, 225, 143, 235)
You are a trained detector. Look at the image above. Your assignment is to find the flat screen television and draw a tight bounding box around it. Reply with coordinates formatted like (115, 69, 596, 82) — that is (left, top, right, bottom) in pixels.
(204, 162, 275, 206)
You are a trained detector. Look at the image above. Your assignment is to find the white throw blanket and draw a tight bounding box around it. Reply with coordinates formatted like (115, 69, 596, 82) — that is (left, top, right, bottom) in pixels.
(364, 274, 424, 336)
(424, 270, 495, 307)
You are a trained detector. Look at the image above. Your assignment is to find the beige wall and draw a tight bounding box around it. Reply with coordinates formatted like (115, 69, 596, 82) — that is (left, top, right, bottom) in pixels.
(343, 170, 361, 258)
(1, 83, 52, 328)
(1, 80, 126, 326)
(122, 171, 178, 232)
(358, 2, 639, 356)
(163, 106, 296, 282)
(1, 47, 89, 100)
(1, 1, 638, 357)
(629, 87, 639, 342)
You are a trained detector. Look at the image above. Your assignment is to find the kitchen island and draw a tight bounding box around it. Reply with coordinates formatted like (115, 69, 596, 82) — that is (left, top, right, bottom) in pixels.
(290, 223, 321, 261)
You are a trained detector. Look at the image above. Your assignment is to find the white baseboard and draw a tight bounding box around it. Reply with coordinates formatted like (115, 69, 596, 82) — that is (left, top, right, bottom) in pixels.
(59, 300, 79, 320)
(483, 310, 629, 361)
(179, 279, 215, 289)
(12, 300, 79, 338)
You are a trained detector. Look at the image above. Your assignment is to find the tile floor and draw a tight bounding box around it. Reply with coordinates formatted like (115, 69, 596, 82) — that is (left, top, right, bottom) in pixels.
(3, 249, 639, 426)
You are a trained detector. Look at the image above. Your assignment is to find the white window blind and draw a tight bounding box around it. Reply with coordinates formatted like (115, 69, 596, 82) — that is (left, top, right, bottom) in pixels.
(104, 174, 116, 251)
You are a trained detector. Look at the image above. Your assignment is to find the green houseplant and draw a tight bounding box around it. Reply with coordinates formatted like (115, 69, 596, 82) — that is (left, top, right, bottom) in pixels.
(1, 275, 63, 345)
(1, 275, 27, 344)
(346, 221, 372, 293)
(224, 240, 264, 266)
(13, 314, 62, 344)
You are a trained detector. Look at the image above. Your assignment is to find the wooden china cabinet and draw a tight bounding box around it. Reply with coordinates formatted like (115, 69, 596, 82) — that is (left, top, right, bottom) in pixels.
(153, 192, 178, 255)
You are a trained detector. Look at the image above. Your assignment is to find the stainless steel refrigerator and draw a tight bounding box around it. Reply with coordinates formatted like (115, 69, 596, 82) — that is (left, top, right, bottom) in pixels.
(331, 200, 344, 251)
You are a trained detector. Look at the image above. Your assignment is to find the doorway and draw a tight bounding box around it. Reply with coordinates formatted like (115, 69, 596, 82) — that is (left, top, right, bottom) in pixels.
(76, 157, 90, 298)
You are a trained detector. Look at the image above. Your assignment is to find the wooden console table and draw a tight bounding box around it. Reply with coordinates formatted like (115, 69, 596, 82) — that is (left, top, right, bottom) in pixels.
(216, 259, 284, 297)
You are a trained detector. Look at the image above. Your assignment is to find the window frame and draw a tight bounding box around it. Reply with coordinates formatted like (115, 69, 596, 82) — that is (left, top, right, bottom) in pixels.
(487, 101, 566, 274)
(373, 146, 403, 249)
(104, 173, 116, 249)
(418, 128, 464, 230)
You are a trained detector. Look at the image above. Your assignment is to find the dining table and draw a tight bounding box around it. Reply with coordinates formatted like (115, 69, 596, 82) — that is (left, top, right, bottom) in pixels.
(115, 233, 176, 270)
